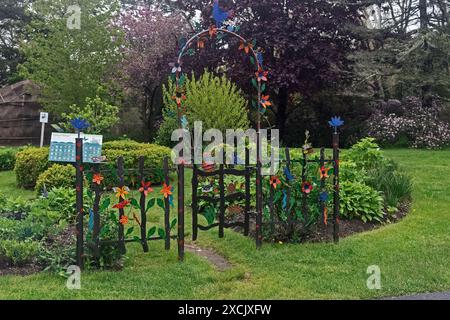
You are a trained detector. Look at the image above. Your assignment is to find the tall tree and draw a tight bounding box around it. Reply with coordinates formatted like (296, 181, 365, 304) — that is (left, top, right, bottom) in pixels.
(0, 0, 28, 86)
(116, 7, 189, 138)
(19, 0, 123, 115)
(163, 0, 363, 141)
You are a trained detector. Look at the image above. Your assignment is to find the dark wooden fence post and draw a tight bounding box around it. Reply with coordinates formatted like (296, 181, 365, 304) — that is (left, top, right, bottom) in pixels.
(269, 147, 275, 236)
(244, 148, 250, 236)
(177, 163, 185, 261)
(219, 163, 225, 238)
(163, 157, 171, 250)
(319, 148, 326, 227)
(192, 164, 199, 241)
(75, 138, 84, 269)
(92, 163, 101, 266)
(301, 149, 308, 226)
(117, 157, 126, 254)
(138, 157, 149, 252)
(255, 161, 263, 249)
(333, 131, 340, 243)
(285, 147, 292, 237)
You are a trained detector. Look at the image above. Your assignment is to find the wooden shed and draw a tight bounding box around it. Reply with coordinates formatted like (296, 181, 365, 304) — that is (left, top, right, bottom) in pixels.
(0, 80, 50, 146)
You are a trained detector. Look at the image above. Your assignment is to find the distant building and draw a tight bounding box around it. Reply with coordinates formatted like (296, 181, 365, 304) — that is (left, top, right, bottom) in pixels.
(0, 80, 50, 146)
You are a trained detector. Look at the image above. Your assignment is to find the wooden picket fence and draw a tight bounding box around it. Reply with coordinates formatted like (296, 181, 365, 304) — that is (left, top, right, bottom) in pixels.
(74, 137, 184, 269)
(73, 129, 340, 269)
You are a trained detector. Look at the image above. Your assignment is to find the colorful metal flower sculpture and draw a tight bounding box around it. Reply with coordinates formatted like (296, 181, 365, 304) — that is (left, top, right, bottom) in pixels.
(113, 200, 131, 209)
(319, 191, 329, 202)
(260, 95, 272, 109)
(139, 181, 153, 197)
(270, 176, 281, 189)
(329, 116, 344, 128)
(301, 181, 313, 194)
(92, 173, 104, 185)
(213, 0, 233, 27)
(113, 186, 130, 199)
(256, 68, 268, 82)
(239, 41, 253, 54)
(319, 166, 330, 179)
(119, 215, 129, 225)
(70, 118, 90, 137)
(169, 62, 182, 74)
(161, 183, 173, 198)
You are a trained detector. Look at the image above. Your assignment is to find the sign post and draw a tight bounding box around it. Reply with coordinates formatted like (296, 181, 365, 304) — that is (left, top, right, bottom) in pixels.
(39, 112, 49, 147)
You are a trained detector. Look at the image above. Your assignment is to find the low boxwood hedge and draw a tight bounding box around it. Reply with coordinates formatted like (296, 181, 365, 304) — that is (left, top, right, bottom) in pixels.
(14, 140, 172, 189)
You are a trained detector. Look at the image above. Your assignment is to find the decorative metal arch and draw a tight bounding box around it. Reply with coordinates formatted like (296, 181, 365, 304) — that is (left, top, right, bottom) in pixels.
(169, 19, 270, 248)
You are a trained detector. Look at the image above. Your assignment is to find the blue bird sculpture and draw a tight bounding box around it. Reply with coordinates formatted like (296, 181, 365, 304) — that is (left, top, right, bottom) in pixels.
(213, 0, 233, 27)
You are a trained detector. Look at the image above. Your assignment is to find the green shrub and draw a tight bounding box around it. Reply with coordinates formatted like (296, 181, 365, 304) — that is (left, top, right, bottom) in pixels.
(0, 239, 41, 266)
(340, 181, 384, 223)
(0, 147, 21, 171)
(35, 164, 76, 194)
(102, 141, 171, 186)
(15, 147, 50, 189)
(344, 137, 386, 170)
(0, 195, 32, 220)
(29, 187, 78, 224)
(0, 217, 46, 241)
(365, 161, 413, 208)
(157, 70, 250, 146)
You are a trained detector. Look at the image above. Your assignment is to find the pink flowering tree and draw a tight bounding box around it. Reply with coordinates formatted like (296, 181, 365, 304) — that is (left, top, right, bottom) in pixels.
(116, 7, 190, 137)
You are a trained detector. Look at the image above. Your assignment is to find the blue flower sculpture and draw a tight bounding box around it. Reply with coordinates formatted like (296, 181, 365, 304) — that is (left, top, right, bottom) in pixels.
(319, 191, 329, 202)
(213, 0, 233, 27)
(70, 118, 90, 132)
(328, 116, 344, 128)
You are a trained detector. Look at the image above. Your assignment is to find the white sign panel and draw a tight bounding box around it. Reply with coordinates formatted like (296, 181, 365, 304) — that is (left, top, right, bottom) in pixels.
(40, 112, 49, 123)
(49, 133, 103, 163)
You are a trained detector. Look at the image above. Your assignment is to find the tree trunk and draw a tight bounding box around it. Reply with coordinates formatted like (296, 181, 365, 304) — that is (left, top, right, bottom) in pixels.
(419, 0, 428, 30)
(276, 87, 288, 143)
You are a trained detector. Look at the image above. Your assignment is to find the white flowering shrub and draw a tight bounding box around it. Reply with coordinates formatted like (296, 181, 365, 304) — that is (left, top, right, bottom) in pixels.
(366, 97, 450, 149)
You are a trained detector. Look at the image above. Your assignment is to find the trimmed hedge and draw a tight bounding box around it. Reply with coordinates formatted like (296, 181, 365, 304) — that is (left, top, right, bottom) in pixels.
(0, 147, 24, 171)
(35, 164, 76, 194)
(102, 140, 172, 187)
(14, 141, 172, 190)
(14, 147, 50, 189)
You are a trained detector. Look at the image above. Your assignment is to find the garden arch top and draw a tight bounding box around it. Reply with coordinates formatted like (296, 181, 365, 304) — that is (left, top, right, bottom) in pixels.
(169, 0, 271, 248)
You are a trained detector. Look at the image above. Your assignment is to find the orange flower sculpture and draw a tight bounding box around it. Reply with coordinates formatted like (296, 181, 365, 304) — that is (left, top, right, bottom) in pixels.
(92, 173, 104, 185)
(113, 186, 130, 199)
(160, 183, 173, 199)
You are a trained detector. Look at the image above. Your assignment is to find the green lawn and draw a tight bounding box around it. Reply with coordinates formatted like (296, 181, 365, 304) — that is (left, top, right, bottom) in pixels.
(0, 171, 35, 200)
(1, 149, 450, 299)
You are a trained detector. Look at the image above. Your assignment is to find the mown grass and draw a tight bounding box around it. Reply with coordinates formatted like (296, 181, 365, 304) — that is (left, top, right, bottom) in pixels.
(0, 171, 35, 200)
(0, 149, 450, 299)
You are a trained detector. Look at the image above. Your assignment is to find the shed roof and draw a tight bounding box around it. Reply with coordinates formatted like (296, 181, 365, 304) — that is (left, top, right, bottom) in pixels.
(0, 80, 40, 104)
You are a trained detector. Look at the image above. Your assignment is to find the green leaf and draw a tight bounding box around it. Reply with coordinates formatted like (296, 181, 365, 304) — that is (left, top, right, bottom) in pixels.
(100, 198, 111, 212)
(157, 198, 165, 210)
(133, 236, 140, 241)
(178, 74, 186, 86)
(170, 218, 177, 230)
(261, 83, 266, 92)
(158, 227, 166, 239)
(146, 198, 156, 213)
(249, 56, 255, 65)
(147, 226, 156, 238)
(251, 78, 258, 89)
(203, 206, 216, 225)
(130, 198, 140, 209)
(126, 227, 134, 236)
